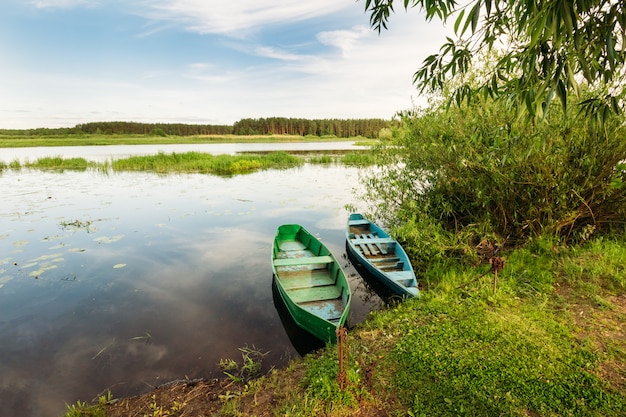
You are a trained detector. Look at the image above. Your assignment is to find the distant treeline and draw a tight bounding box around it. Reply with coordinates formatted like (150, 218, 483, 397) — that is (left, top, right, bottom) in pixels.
(232, 117, 391, 138)
(75, 122, 233, 136)
(0, 122, 231, 136)
(0, 118, 392, 138)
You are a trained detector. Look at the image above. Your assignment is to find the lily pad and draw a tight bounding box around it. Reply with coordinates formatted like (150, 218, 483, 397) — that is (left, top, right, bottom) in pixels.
(30, 254, 63, 262)
(94, 235, 125, 244)
(30, 264, 58, 277)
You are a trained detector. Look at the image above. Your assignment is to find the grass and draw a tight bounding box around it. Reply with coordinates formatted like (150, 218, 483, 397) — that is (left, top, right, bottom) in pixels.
(110, 151, 304, 175)
(0, 133, 357, 148)
(24, 156, 96, 171)
(63, 391, 111, 417)
(1, 149, 379, 175)
(64, 235, 626, 416)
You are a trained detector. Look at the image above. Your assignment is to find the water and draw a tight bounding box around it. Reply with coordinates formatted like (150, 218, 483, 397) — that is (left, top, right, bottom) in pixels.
(0, 144, 382, 417)
(0, 141, 365, 164)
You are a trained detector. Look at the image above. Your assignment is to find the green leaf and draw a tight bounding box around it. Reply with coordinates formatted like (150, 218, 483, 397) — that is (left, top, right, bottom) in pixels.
(556, 79, 567, 110)
(471, 1, 481, 33)
(454, 9, 465, 34)
(607, 33, 616, 67)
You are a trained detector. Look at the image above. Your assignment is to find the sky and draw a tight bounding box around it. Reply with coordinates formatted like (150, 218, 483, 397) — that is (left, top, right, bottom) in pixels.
(0, 0, 450, 129)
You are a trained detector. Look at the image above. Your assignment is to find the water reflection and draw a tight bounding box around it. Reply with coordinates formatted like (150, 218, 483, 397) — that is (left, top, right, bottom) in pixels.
(271, 278, 326, 356)
(0, 163, 381, 417)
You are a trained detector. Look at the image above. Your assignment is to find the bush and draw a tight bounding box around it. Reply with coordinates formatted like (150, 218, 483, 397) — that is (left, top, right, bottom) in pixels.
(364, 95, 626, 253)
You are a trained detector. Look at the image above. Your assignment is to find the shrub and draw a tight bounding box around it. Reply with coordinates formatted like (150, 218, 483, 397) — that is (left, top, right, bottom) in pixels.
(364, 95, 626, 253)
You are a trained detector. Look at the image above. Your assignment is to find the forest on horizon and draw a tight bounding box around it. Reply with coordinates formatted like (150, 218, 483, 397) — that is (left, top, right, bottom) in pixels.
(1, 117, 393, 139)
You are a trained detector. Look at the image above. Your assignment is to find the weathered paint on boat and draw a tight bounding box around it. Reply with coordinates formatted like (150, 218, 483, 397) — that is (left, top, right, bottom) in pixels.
(271, 224, 351, 343)
(346, 213, 419, 298)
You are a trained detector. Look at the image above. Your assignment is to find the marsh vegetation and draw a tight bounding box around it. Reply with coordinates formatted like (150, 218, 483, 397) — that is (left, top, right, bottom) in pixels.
(1, 149, 376, 176)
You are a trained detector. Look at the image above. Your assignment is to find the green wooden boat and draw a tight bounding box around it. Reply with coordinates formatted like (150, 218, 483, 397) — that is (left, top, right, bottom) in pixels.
(271, 224, 351, 343)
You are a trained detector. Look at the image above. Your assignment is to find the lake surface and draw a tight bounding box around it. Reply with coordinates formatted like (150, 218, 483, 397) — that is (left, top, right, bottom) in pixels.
(0, 143, 382, 417)
(0, 141, 365, 163)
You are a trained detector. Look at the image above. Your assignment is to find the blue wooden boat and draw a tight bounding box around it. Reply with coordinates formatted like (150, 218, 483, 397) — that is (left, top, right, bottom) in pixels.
(346, 213, 419, 298)
(272, 224, 351, 343)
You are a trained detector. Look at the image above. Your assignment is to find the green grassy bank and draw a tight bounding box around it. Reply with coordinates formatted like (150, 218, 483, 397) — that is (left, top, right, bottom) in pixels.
(0, 133, 361, 148)
(65, 235, 626, 416)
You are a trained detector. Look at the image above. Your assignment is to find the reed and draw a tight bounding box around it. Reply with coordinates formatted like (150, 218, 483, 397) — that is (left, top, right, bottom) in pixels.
(24, 156, 94, 171)
(110, 151, 303, 175)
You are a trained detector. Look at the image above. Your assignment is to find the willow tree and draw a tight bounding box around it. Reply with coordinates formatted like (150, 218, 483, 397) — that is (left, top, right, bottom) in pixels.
(364, 0, 625, 121)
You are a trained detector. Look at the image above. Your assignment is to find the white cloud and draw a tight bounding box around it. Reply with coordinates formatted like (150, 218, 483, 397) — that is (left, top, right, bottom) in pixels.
(137, 0, 353, 36)
(253, 46, 304, 61)
(317, 25, 371, 57)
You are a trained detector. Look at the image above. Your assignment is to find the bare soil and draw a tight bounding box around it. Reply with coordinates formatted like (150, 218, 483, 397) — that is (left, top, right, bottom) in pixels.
(106, 378, 253, 417)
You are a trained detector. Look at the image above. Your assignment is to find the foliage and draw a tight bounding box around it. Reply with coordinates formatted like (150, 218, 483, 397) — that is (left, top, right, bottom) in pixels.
(340, 152, 378, 166)
(219, 345, 269, 383)
(110, 151, 303, 175)
(62, 391, 111, 417)
(363, 95, 626, 262)
(363, 0, 626, 121)
(0, 118, 394, 138)
(232, 117, 391, 138)
(24, 156, 94, 171)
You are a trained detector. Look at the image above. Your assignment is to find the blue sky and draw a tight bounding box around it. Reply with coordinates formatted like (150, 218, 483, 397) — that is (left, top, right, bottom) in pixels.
(1, 0, 449, 129)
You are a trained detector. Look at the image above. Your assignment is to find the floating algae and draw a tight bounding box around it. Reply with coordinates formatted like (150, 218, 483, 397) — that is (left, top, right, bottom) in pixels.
(93, 235, 125, 244)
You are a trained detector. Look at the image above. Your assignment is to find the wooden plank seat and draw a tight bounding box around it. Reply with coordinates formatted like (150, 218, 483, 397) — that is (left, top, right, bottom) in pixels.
(369, 257, 400, 264)
(287, 285, 341, 303)
(351, 237, 395, 245)
(280, 271, 336, 290)
(379, 261, 405, 271)
(386, 271, 415, 287)
(273, 255, 333, 267)
(348, 219, 371, 226)
(352, 236, 395, 256)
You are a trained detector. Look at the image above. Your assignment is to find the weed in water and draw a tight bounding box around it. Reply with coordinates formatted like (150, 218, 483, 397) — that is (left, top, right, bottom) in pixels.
(220, 345, 269, 383)
(62, 391, 111, 417)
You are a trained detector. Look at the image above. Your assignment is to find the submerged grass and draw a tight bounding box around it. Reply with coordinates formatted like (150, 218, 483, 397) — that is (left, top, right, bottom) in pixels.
(305, 152, 378, 167)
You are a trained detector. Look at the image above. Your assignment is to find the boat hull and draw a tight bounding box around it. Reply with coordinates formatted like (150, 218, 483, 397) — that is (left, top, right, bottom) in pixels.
(272, 224, 351, 343)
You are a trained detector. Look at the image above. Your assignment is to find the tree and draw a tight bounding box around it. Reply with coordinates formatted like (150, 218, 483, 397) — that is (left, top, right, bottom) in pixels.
(363, 0, 625, 122)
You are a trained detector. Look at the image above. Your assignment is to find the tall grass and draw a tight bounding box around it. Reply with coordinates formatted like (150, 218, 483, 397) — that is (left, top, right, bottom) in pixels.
(24, 156, 94, 171)
(5, 149, 381, 175)
(110, 151, 303, 175)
